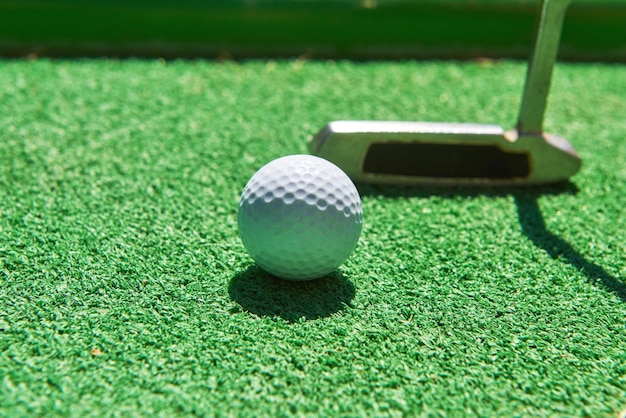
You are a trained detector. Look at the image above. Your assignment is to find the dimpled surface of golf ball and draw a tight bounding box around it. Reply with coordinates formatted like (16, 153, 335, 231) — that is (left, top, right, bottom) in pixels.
(238, 155, 363, 281)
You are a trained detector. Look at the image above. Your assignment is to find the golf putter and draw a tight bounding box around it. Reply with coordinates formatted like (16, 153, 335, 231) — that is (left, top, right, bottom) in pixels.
(308, 0, 581, 186)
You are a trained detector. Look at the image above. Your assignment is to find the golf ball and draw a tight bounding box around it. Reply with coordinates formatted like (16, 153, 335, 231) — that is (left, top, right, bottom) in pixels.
(238, 154, 363, 281)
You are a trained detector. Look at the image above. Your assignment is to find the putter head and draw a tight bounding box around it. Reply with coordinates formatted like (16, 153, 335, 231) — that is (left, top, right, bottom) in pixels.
(309, 120, 581, 186)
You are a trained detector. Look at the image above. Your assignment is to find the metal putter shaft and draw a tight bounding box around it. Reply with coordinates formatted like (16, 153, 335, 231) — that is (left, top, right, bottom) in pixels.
(308, 0, 581, 186)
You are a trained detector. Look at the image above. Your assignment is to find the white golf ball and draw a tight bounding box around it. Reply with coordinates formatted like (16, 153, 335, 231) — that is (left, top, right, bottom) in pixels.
(238, 154, 363, 281)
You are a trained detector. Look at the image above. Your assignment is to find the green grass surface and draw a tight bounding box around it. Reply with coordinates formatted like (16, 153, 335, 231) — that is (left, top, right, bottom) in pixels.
(2, 0, 626, 62)
(1, 58, 625, 417)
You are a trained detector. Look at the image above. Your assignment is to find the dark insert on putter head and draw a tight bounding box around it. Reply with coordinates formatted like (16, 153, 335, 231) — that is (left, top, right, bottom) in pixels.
(362, 142, 530, 179)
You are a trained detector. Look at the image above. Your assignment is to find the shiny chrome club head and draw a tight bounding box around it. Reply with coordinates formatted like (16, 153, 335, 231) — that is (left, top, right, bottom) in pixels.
(309, 0, 581, 186)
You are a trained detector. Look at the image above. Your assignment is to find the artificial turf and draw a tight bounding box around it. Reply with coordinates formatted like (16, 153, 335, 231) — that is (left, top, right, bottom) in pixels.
(0, 58, 625, 417)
